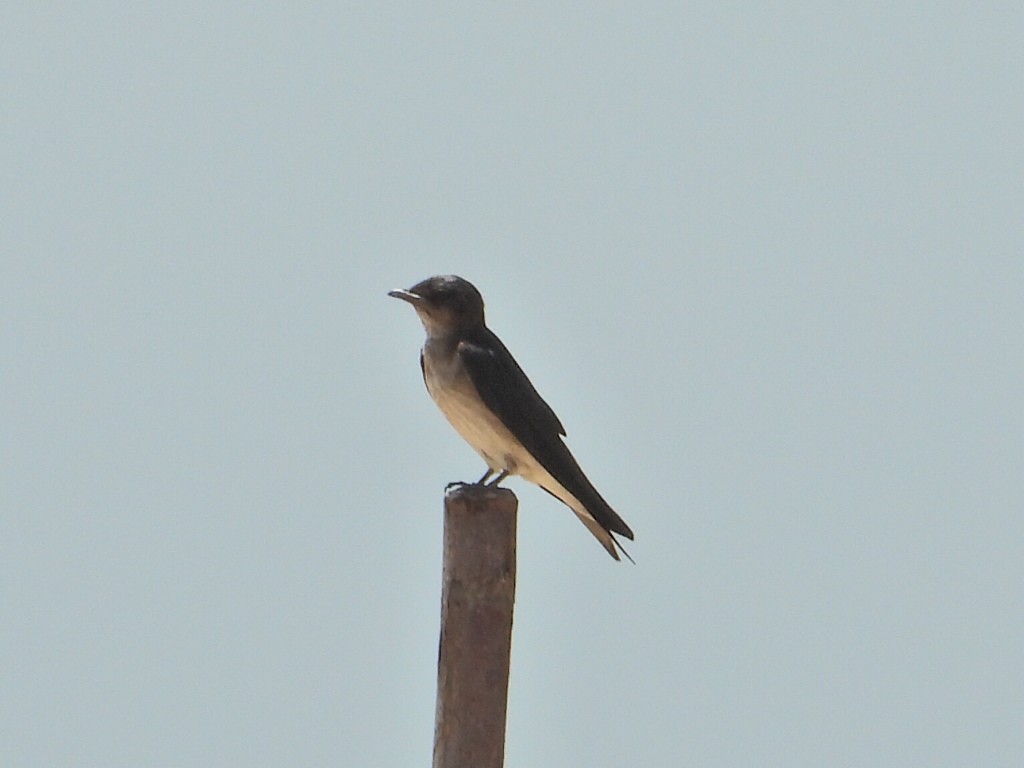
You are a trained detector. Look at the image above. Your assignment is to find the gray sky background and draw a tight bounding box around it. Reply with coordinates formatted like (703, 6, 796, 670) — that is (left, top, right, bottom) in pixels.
(3, 4, 1021, 766)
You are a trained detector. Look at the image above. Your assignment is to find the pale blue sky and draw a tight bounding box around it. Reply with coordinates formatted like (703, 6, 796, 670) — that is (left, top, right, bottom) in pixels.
(3, 3, 1021, 766)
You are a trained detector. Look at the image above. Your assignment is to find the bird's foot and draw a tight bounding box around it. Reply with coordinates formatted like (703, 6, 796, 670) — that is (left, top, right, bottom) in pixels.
(485, 469, 509, 487)
(458, 468, 507, 487)
(445, 469, 510, 495)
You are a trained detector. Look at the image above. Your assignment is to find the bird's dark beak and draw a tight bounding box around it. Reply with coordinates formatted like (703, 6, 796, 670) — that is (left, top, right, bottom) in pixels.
(388, 289, 423, 306)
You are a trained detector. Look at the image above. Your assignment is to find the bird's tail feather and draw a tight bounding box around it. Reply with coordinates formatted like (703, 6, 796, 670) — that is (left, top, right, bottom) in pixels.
(540, 485, 634, 562)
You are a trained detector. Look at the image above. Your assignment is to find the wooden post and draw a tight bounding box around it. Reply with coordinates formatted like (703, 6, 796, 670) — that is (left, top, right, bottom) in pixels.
(432, 485, 517, 768)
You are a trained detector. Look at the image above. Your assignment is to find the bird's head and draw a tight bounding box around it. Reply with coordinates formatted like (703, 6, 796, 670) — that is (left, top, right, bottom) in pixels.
(388, 275, 486, 336)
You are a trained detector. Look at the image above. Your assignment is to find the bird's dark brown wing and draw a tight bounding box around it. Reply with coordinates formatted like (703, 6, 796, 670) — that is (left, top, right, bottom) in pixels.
(458, 327, 634, 541)
(458, 328, 564, 437)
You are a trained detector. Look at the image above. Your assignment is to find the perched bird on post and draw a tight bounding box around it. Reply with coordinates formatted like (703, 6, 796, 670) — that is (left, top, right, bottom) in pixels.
(389, 275, 634, 560)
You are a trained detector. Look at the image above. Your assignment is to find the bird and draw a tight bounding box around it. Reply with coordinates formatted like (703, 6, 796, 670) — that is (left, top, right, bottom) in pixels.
(388, 275, 634, 560)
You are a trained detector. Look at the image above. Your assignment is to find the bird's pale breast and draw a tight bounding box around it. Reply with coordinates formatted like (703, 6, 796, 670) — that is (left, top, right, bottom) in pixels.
(422, 348, 526, 473)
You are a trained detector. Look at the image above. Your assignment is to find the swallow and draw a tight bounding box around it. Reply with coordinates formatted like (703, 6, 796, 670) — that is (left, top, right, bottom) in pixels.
(389, 275, 634, 560)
